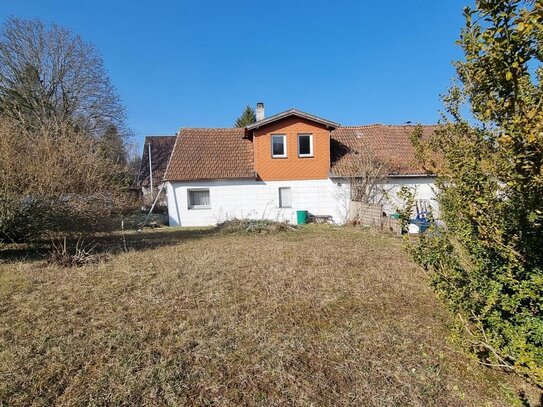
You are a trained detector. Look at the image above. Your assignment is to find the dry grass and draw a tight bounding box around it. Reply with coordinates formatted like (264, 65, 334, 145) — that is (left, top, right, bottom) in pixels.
(0, 225, 540, 406)
(216, 219, 296, 234)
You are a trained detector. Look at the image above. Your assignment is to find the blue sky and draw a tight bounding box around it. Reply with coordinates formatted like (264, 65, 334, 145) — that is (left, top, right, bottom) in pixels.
(0, 0, 469, 153)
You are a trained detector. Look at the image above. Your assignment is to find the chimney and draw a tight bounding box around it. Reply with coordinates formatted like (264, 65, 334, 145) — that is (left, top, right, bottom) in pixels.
(256, 102, 265, 121)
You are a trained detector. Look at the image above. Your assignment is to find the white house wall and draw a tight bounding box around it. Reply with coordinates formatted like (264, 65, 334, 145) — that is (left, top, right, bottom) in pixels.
(381, 176, 438, 216)
(166, 177, 438, 227)
(333, 176, 438, 219)
(167, 179, 351, 227)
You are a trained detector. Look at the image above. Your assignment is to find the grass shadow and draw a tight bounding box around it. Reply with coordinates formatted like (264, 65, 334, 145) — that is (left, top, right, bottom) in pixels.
(0, 226, 218, 264)
(2, 219, 308, 264)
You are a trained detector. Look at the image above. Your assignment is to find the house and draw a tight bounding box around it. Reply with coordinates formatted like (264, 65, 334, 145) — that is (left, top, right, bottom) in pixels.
(136, 135, 176, 206)
(164, 104, 437, 226)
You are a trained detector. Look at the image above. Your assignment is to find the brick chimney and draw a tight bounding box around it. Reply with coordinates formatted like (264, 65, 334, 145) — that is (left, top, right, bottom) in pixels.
(256, 102, 265, 121)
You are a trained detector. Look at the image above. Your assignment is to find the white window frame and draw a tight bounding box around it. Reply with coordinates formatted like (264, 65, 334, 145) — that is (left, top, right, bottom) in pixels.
(187, 188, 211, 210)
(271, 134, 287, 158)
(297, 133, 314, 157)
(278, 187, 292, 208)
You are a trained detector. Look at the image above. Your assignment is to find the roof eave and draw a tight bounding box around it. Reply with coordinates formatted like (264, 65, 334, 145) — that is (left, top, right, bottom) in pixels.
(164, 175, 257, 183)
(329, 172, 435, 178)
(388, 173, 436, 178)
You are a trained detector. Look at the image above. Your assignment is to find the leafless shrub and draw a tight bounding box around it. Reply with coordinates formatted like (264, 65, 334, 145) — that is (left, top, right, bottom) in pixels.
(0, 117, 133, 241)
(49, 236, 108, 267)
(344, 144, 391, 203)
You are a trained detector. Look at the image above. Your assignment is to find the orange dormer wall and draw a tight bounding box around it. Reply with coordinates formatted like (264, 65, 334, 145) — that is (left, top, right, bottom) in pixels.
(253, 116, 331, 181)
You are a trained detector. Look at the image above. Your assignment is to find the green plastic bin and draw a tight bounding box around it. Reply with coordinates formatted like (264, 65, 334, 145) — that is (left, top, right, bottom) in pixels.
(297, 210, 309, 225)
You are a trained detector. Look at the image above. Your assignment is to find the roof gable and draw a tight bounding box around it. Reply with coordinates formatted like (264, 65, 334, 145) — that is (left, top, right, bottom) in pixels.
(246, 109, 339, 132)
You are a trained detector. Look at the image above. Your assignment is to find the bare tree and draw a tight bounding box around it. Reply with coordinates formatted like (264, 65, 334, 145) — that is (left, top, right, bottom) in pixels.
(0, 17, 127, 142)
(343, 144, 391, 204)
(0, 18, 133, 242)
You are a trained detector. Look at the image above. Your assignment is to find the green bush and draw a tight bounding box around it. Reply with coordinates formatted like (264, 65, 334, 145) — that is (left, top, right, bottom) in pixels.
(406, 1, 543, 387)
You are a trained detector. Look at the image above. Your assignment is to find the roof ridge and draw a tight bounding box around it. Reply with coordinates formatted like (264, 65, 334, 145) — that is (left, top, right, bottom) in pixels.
(144, 135, 177, 142)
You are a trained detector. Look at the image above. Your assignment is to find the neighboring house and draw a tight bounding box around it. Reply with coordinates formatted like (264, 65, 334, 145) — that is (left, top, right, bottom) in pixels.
(164, 105, 437, 226)
(136, 135, 176, 206)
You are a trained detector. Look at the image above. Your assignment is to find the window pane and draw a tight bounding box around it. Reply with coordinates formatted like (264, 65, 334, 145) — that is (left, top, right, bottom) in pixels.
(272, 135, 285, 156)
(279, 187, 291, 208)
(189, 190, 210, 207)
(298, 135, 312, 156)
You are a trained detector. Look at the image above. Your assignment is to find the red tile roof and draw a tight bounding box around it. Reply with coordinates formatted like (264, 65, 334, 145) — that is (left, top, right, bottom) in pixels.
(164, 128, 255, 181)
(137, 136, 176, 187)
(163, 122, 436, 181)
(330, 125, 437, 176)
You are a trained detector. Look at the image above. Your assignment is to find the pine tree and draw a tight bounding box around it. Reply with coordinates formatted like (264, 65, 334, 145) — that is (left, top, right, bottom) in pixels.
(234, 105, 256, 127)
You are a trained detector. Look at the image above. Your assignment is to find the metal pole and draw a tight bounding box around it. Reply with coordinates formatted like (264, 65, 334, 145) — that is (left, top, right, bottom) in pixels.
(148, 142, 153, 202)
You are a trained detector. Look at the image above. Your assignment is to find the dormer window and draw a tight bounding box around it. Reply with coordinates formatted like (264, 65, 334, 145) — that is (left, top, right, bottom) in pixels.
(298, 134, 313, 157)
(271, 134, 287, 158)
